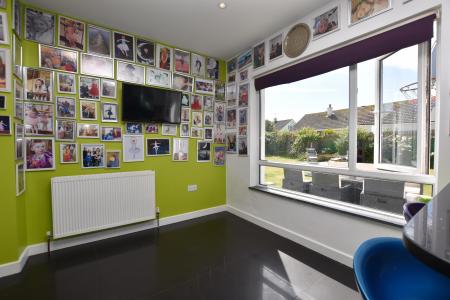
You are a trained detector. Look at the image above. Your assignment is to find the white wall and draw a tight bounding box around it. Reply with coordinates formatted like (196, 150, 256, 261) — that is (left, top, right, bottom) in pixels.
(227, 0, 450, 267)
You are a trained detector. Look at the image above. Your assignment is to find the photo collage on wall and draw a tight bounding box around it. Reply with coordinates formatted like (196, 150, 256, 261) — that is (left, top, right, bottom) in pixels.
(0, 2, 227, 185)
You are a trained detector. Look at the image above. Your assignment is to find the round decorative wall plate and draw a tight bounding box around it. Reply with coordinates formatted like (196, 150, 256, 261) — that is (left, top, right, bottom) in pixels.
(283, 23, 311, 58)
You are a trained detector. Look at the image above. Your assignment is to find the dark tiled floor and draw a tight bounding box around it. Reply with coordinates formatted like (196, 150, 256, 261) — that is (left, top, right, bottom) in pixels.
(0, 212, 358, 300)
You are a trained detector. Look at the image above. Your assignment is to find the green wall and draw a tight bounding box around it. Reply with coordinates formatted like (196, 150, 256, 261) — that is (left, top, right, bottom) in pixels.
(0, 0, 226, 265)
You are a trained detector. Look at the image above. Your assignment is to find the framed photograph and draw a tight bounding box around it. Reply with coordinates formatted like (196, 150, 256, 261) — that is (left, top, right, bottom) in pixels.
(87, 25, 111, 57)
(39, 44, 78, 73)
(181, 107, 190, 122)
(25, 137, 55, 171)
(313, 6, 339, 39)
(0, 48, 11, 92)
(56, 96, 76, 119)
(226, 83, 237, 106)
(349, 0, 391, 25)
(101, 79, 117, 98)
(146, 138, 170, 156)
(239, 125, 248, 137)
(215, 81, 226, 102)
(0, 115, 11, 135)
(101, 102, 118, 122)
(191, 95, 203, 110)
(15, 123, 24, 137)
(113, 31, 134, 61)
(57, 72, 76, 94)
(79, 76, 100, 100)
(14, 102, 23, 120)
(13, 33, 22, 78)
(117, 61, 145, 84)
(227, 57, 237, 73)
(126, 122, 143, 134)
(56, 119, 76, 141)
(15, 136, 24, 160)
(58, 16, 85, 51)
(80, 100, 97, 120)
(269, 33, 283, 61)
(239, 108, 248, 125)
(214, 124, 226, 144)
(145, 122, 158, 134)
(197, 141, 211, 162)
(156, 44, 172, 71)
(226, 132, 237, 154)
(146, 67, 171, 88)
(238, 136, 248, 156)
(14, 79, 24, 101)
(195, 78, 214, 95)
(239, 83, 249, 107)
(162, 123, 177, 136)
(24, 103, 54, 136)
(60, 143, 78, 163)
(239, 69, 248, 81)
(174, 49, 190, 74)
(172, 73, 194, 93)
(214, 146, 226, 166)
(172, 138, 189, 161)
(253, 42, 265, 69)
(136, 38, 155, 65)
(181, 93, 190, 107)
(203, 96, 214, 111)
(238, 49, 252, 70)
(13, 0, 21, 38)
(227, 72, 236, 83)
(123, 135, 144, 162)
(180, 123, 190, 137)
(204, 127, 213, 141)
(25, 8, 55, 45)
(191, 53, 205, 77)
(0, 95, 5, 109)
(206, 57, 219, 80)
(77, 123, 99, 138)
(24, 67, 52, 101)
(16, 163, 26, 196)
(192, 111, 203, 127)
(204, 111, 214, 127)
(101, 126, 122, 141)
(214, 102, 225, 124)
(226, 108, 237, 129)
(191, 127, 203, 139)
(81, 53, 114, 78)
(106, 150, 120, 168)
(81, 144, 105, 168)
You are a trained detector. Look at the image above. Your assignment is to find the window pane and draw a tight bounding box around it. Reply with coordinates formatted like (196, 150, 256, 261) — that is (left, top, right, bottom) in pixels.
(380, 45, 419, 168)
(262, 67, 349, 168)
(260, 165, 433, 215)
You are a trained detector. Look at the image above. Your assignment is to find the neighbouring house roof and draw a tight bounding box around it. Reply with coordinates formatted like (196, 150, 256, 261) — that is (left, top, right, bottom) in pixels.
(293, 98, 436, 131)
(274, 119, 294, 131)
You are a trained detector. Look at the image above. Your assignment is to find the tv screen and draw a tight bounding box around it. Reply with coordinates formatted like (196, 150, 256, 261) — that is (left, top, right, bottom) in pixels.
(122, 83, 182, 123)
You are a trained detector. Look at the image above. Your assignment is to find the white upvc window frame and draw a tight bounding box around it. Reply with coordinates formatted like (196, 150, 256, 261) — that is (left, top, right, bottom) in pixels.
(257, 38, 436, 223)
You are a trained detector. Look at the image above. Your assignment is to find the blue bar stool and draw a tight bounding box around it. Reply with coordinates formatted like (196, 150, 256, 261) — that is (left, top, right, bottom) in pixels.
(353, 237, 450, 300)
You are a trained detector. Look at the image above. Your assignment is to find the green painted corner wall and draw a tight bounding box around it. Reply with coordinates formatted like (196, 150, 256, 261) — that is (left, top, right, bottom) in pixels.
(0, 0, 227, 265)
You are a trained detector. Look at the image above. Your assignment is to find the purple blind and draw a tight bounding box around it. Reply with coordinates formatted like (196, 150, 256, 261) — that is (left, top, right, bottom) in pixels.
(255, 15, 435, 91)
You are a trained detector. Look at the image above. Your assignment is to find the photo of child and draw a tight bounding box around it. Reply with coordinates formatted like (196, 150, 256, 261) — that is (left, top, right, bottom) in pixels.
(226, 108, 236, 129)
(172, 138, 189, 161)
(39, 45, 78, 73)
(136, 38, 155, 66)
(56, 119, 75, 141)
(191, 95, 203, 110)
(88, 25, 111, 57)
(59, 16, 85, 51)
(226, 132, 237, 154)
(239, 83, 249, 107)
(145, 123, 158, 134)
(174, 49, 190, 74)
(80, 100, 97, 120)
(101, 103, 118, 122)
(157, 44, 172, 71)
(60, 143, 77, 163)
(106, 151, 120, 168)
(0, 115, 10, 135)
(25, 68, 52, 102)
(114, 32, 134, 61)
(26, 138, 55, 170)
(56, 97, 76, 119)
(25, 8, 55, 45)
(214, 124, 225, 144)
(101, 126, 122, 141)
(79, 76, 100, 100)
(214, 103, 225, 124)
(57, 72, 76, 94)
(214, 146, 225, 166)
(24, 103, 54, 136)
(253, 42, 265, 69)
(82, 144, 104, 168)
(173, 73, 193, 93)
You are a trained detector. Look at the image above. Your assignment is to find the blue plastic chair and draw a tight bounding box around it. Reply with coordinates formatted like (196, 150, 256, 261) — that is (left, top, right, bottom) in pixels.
(353, 237, 450, 300)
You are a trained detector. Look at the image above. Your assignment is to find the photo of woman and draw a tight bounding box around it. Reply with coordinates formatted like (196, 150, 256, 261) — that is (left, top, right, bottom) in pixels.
(313, 6, 339, 39)
(88, 25, 111, 57)
(174, 49, 190, 74)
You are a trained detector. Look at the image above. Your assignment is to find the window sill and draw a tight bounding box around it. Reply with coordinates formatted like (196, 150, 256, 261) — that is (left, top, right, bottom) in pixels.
(249, 185, 406, 227)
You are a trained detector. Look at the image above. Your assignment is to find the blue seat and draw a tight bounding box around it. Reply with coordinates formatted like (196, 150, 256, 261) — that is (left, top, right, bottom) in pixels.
(353, 237, 450, 300)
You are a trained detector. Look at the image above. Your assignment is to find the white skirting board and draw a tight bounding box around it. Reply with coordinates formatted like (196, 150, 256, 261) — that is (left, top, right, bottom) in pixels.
(227, 205, 354, 267)
(0, 205, 227, 278)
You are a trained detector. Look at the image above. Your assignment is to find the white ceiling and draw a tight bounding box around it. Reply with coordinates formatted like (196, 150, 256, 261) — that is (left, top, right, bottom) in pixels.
(26, 0, 332, 59)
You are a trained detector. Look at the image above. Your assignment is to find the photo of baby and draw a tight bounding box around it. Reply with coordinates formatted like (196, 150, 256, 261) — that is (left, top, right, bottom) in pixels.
(26, 138, 55, 171)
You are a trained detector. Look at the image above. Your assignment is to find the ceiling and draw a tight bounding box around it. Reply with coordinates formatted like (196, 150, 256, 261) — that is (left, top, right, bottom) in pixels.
(26, 0, 332, 59)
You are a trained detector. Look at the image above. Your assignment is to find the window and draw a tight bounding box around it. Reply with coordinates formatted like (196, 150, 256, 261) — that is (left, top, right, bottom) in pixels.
(259, 35, 436, 221)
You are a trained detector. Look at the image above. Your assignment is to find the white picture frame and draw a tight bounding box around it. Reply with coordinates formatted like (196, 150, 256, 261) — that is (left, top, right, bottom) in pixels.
(123, 134, 145, 162)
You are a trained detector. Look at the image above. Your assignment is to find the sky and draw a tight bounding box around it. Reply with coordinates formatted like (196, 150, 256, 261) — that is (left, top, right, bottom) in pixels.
(264, 46, 419, 122)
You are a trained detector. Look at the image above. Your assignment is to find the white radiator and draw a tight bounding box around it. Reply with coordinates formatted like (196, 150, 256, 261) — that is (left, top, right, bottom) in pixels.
(51, 171, 156, 239)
